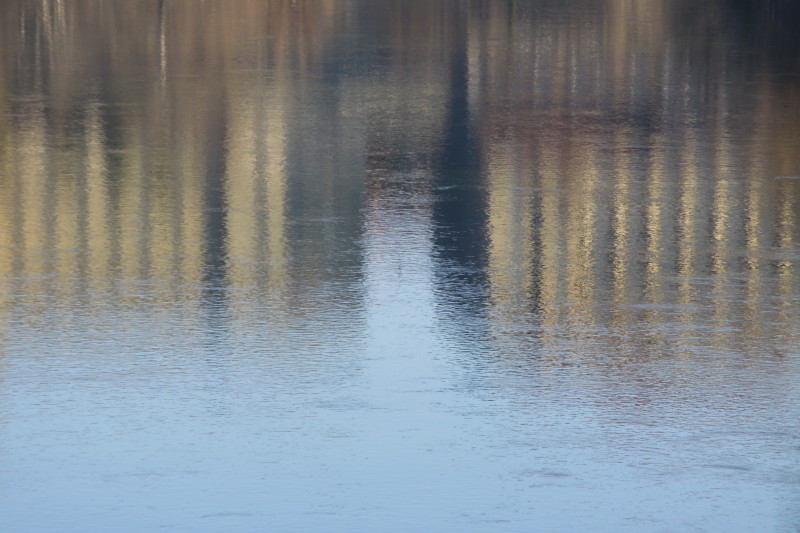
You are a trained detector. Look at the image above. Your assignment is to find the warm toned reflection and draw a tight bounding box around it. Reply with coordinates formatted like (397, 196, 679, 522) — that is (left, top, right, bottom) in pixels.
(0, 1, 799, 531)
(470, 1, 800, 360)
(0, 0, 798, 351)
(0, 0, 348, 318)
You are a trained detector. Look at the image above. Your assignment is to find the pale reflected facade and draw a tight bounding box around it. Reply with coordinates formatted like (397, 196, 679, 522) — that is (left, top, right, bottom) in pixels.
(0, 1, 356, 325)
(1, 4, 800, 529)
(468, 1, 800, 361)
(0, 0, 798, 361)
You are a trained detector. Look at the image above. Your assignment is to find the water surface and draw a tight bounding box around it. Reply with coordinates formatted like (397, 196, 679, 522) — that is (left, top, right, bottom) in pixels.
(1, 1, 800, 531)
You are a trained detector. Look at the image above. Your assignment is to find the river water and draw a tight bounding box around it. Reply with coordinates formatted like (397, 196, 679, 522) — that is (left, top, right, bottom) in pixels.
(1, 1, 799, 531)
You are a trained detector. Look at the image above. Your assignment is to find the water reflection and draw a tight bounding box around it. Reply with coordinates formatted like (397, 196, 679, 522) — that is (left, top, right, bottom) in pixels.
(1, 1, 799, 531)
(465, 0, 800, 365)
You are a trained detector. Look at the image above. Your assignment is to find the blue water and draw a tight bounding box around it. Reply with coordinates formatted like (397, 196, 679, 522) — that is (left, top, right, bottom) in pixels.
(1, 1, 799, 531)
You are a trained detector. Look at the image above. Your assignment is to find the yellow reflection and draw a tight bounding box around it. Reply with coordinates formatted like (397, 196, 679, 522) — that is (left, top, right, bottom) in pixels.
(642, 133, 666, 329)
(16, 102, 50, 292)
(0, 0, 797, 366)
(486, 144, 534, 317)
(610, 129, 631, 303)
(472, 0, 800, 363)
(85, 100, 111, 287)
(224, 79, 288, 293)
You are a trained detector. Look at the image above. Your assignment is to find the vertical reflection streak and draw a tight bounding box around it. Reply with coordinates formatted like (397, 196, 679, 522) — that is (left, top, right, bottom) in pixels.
(224, 83, 259, 291)
(538, 143, 564, 330)
(676, 122, 699, 350)
(223, 78, 289, 294)
(486, 145, 533, 326)
(742, 78, 772, 342)
(85, 100, 110, 292)
(710, 81, 732, 350)
(54, 119, 79, 308)
(263, 90, 288, 293)
(565, 141, 598, 319)
(776, 181, 797, 287)
(18, 99, 55, 324)
(774, 181, 799, 351)
(158, 0, 167, 88)
(643, 131, 665, 328)
(118, 140, 146, 287)
(610, 128, 630, 305)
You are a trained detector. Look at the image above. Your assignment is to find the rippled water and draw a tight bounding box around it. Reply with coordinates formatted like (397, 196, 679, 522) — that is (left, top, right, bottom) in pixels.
(1, 1, 800, 531)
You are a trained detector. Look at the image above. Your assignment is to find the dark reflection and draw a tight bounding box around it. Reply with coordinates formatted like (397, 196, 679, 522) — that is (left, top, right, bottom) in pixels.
(680, 0, 800, 74)
(200, 93, 229, 338)
(430, 3, 491, 347)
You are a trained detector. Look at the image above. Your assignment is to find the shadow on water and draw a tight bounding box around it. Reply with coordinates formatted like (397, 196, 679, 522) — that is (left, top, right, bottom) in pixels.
(697, 0, 800, 74)
(430, 4, 491, 348)
(200, 105, 230, 348)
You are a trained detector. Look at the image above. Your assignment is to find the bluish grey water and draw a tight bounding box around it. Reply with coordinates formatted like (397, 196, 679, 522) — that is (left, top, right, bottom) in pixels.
(1, 1, 800, 531)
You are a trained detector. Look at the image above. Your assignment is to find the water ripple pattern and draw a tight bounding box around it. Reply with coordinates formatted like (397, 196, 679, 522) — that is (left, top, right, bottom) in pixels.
(0, 1, 799, 531)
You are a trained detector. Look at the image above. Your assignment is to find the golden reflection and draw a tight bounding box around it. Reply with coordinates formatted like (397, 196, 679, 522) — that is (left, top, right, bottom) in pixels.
(223, 78, 288, 293)
(610, 128, 631, 305)
(16, 101, 49, 282)
(0, 0, 797, 359)
(85, 100, 111, 285)
(0, 0, 348, 325)
(472, 0, 800, 361)
(641, 132, 666, 332)
(537, 141, 567, 327)
(564, 140, 600, 316)
(776, 182, 798, 281)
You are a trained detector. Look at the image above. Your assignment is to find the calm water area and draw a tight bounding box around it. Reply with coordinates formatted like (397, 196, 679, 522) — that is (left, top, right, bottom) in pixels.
(1, 1, 800, 531)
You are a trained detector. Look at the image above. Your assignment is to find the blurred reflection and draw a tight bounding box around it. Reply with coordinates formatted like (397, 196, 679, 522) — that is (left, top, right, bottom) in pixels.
(0, 0, 797, 360)
(461, 0, 800, 364)
(430, 3, 491, 349)
(0, 1, 799, 531)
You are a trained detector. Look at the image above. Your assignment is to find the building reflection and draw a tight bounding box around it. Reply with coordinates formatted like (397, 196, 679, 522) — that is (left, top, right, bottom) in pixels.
(0, 0, 797, 365)
(0, 0, 362, 345)
(467, 0, 800, 364)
